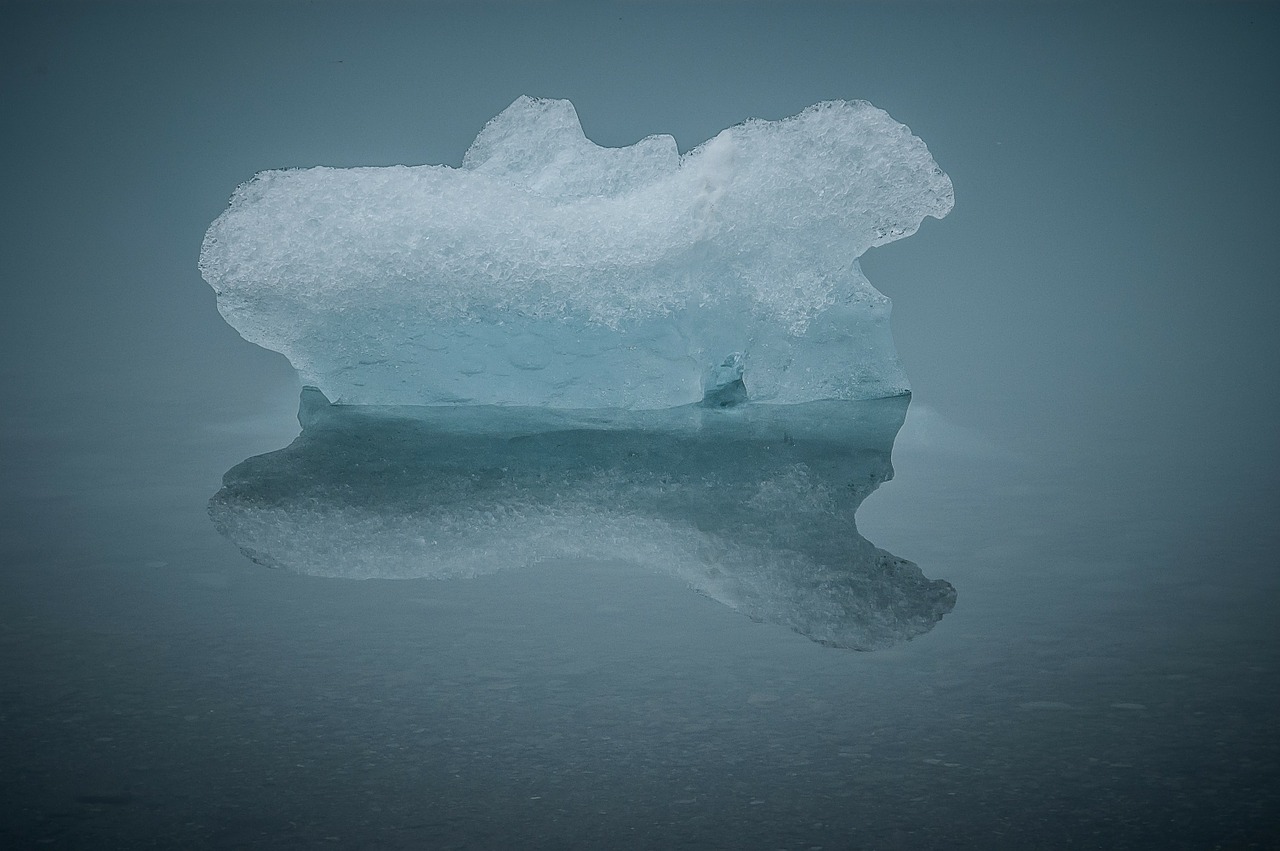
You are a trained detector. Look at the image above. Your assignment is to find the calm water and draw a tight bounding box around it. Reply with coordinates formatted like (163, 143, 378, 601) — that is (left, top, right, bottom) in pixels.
(4, 2, 1278, 848)
(2, 378, 1276, 850)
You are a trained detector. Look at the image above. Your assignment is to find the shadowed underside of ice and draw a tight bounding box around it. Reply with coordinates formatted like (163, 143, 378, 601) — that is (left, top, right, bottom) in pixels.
(200, 97, 952, 407)
(210, 391, 956, 650)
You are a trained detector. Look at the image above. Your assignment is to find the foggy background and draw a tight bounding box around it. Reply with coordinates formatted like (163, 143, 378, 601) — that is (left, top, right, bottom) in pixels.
(4, 1, 1277, 457)
(2, 2, 1278, 848)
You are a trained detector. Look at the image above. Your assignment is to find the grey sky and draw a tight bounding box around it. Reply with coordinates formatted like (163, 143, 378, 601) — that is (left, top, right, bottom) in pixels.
(2, 1, 1277, 465)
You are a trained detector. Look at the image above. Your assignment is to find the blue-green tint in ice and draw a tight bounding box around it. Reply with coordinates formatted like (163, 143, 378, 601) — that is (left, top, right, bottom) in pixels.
(209, 389, 955, 650)
(200, 97, 952, 408)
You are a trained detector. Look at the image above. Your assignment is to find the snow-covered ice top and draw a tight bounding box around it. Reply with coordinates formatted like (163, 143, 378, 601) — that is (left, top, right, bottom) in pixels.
(200, 97, 952, 407)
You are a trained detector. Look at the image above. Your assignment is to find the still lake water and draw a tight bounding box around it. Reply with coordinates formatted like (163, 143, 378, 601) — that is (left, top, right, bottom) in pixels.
(2, 379, 1277, 850)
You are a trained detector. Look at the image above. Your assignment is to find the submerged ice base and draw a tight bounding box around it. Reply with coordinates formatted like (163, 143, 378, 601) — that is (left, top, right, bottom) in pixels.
(210, 391, 955, 650)
(200, 97, 952, 408)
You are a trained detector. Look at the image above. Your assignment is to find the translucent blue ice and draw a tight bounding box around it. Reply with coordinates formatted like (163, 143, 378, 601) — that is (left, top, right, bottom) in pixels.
(200, 97, 952, 407)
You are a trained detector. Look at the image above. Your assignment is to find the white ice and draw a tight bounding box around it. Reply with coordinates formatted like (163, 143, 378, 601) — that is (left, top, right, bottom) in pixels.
(200, 97, 952, 408)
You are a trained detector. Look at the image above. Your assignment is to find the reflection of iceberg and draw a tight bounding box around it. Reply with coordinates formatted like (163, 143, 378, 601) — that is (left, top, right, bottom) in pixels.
(210, 390, 955, 649)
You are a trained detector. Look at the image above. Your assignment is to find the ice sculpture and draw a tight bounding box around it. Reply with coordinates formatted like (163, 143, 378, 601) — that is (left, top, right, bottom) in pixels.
(200, 97, 953, 407)
(210, 390, 955, 649)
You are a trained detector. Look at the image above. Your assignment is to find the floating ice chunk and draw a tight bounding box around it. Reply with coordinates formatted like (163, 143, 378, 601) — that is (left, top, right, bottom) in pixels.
(209, 390, 956, 650)
(200, 97, 952, 408)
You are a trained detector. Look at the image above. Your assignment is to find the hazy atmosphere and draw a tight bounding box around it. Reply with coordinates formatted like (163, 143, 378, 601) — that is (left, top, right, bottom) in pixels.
(3, 2, 1278, 848)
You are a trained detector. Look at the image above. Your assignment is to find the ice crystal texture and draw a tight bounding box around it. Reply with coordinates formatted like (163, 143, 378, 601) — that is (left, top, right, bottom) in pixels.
(200, 97, 952, 407)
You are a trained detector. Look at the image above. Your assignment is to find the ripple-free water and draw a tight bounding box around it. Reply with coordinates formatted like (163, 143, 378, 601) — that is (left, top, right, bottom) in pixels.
(1, 390, 1275, 849)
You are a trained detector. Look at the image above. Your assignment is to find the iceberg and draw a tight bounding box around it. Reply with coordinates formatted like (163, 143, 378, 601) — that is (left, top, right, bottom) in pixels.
(202, 97, 957, 649)
(210, 390, 956, 650)
(200, 97, 952, 407)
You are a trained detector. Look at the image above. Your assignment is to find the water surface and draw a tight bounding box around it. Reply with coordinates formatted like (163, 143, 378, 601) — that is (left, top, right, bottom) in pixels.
(2, 381, 1275, 849)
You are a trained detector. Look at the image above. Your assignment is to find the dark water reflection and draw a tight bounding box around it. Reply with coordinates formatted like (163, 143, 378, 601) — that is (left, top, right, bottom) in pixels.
(210, 389, 954, 649)
(3, 384, 1278, 850)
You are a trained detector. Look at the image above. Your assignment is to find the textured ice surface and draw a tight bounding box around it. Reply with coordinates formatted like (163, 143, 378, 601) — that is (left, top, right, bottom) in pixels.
(200, 97, 952, 408)
(204, 98, 958, 646)
(210, 390, 956, 649)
